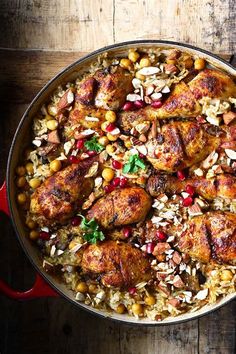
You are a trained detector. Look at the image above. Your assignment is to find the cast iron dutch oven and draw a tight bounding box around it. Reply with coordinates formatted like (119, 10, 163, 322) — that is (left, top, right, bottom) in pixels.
(0, 40, 235, 325)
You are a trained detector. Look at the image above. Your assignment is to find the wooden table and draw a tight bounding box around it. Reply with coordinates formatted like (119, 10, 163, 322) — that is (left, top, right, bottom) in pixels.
(0, 1, 235, 353)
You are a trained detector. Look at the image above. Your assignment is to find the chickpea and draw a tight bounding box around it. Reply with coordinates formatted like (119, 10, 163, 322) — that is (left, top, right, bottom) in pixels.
(101, 121, 109, 132)
(76, 281, 88, 293)
(106, 144, 115, 155)
(98, 136, 109, 146)
(29, 230, 39, 240)
(50, 159, 62, 172)
(16, 176, 26, 188)
(145, 295, 156, 306)
(46, 119, 58, 131)
(128, 50, 140, 63)
(47, 103, 58, 116)
(45, 114, 53, 121)
(183, 57, 194, 69)
(116, 304, 126, 314)
(194, 58, 206, 70)
(25, 162, 34, 175)
(105, 110, 116, 123)
(135, 72, 145, 80)
(132, 303, 144, 316)
(26, 219, 37, 229)
(102, 168, 115, 182)
(88, 284, 97, 293)
(124, 140, 132, 149)
(29, 178, 41, 189)
(17, 193, 27, 204)
(107, 133, 118, 142)
(16, 166, 26, 176)
(220, 270, 233, 282)
(139, 57, 151, 68)
(120, 58, 132, 70)
(166, 58, 177, 65)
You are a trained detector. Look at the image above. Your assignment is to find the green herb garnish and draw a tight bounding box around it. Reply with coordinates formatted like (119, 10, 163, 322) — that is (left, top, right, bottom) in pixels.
(79, 214, 105, 244)
(84, 136, 104, 153)
(122, 154, 146, 174)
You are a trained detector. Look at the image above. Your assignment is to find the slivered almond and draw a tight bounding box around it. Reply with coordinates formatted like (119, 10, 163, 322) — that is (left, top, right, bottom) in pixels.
(135, 122, 150, 134)
(136, 145, 147, 156)
(223, 111, 236, 125)
(188, 203, 203, 216)
(138, 66, 160, 76)
(146, 85, 154, 96)
(151, 121, 157, 139)
(202, 151, 218, 169)
(225, 148, 236, 160)
(126, 93, 141, 102)
(57, 88, 74, 111)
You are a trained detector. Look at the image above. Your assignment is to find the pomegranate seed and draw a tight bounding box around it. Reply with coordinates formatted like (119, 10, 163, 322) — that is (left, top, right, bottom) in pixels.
(69, 156, 80, 164)
(185, 185, 195, 196)
(122, 101, 135, 111)
(146, 242, 155, 254)
(112, 160, 122, 169)
(76, 139, 84, 149)
(177, 170, 186, 181)
(134, 100, 145, 109)
(123, 226, 132, 238)
(151, 100, 162, 108)
(156, 230, 167, 242)
(112, 177, 120, 187)
(182, 196, 193, 207)
(39, 231, 50, 240)
(106, 123, 116, 132)
(104, 184, 115, 193)
(119, 177, 128, 188)
(129, 287, 136, 295)
(87, 150, 97, 157)
(139, 153, 145, 159)
(71, 216, 81, 226)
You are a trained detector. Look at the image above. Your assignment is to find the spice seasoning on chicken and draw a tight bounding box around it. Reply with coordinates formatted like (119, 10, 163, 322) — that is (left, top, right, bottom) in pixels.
(15, 47, 236, 321)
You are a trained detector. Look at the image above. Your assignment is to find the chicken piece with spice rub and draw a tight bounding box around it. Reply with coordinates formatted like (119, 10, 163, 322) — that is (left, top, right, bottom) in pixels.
(86, 187, 152, 228)
(81, 240, 152, 288)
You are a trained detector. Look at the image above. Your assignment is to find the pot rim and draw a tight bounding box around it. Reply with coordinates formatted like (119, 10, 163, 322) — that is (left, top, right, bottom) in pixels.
(6, 39, 236, 326)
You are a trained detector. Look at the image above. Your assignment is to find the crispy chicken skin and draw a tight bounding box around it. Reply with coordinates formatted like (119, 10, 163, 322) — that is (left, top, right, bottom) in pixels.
(145, 121, 220, 172)
(81, 240, 152, 288)
(155, 81, 201, 119)
(189, 69, 236, 100)
(68, 66, 133, 127)
(94, 66, 133, 110)
(30, 158, 97, 225)
(87, 187, 152, 228)
(118, 69, 236, 130)
(147, 173, 236, 200)
(177, 212, 236, 264)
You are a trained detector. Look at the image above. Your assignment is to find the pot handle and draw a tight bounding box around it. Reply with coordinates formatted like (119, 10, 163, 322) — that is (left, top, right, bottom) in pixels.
(0, 180, 58, 299)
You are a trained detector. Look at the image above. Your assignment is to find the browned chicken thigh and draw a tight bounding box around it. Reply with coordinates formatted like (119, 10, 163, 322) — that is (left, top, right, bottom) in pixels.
(147, 173, 236, 200)
(87, 187, 152, 228)
(177, 211, 236, 264)
(118, 69, 236, 131)
(81, 240, 152, 288)
(30, 158, 96, 225)
(145, 121, 220, 172)
(69, 66, 133, 127)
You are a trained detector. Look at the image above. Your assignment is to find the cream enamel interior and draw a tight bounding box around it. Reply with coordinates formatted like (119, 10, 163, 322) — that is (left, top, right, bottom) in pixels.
(7, 41, 236, 325)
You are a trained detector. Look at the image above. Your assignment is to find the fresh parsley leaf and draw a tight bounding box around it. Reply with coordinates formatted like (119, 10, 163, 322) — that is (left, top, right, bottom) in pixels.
(84, 136, 104, 152)
(78, 214, 105, 244)
(122, 154, 146, 174)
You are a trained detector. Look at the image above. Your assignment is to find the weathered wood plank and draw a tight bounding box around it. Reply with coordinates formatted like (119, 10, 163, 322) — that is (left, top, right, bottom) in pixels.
(198, 301, 236, 354)
(0, 0, 235, 54)
(0, 0, 114, 52)
(114, 0, 236, 55)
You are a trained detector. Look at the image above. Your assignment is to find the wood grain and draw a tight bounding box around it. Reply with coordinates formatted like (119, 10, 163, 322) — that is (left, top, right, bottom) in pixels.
(0, 0, 235, 54)
(0, 1, 236, 354)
